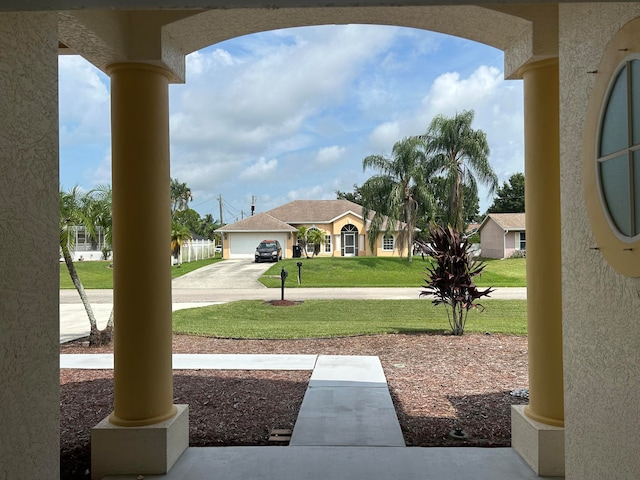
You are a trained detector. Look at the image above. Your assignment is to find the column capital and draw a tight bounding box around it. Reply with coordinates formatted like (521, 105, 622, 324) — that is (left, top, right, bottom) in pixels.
(518, 57, 559, 77)
(58, 10, 191, 83)
(106, 61, 174, 80)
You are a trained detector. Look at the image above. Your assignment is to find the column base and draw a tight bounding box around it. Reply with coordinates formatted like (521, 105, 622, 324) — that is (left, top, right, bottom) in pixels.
(91, 404, 189, 480)
(511, 405, 564, 477)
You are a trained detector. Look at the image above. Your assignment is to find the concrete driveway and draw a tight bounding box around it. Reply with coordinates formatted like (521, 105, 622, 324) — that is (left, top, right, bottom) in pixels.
(171, 258, 275, 289)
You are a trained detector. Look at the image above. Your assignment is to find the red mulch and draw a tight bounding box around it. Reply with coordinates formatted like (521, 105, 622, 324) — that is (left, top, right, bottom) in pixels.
(60, 333, 528, 479)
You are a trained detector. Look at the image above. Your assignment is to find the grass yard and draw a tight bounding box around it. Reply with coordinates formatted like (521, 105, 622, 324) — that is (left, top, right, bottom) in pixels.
(60, 255, 525, 289)
(59, 256, 222, 289)
(259, 256, 526, 288)
(172, 299, 527, 339)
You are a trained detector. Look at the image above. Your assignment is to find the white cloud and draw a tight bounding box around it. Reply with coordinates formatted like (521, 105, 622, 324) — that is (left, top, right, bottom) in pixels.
(58, 56, 111, 147)
(240, 157, 278, 181)
(286, 184, 334, 201)
(170, 26, 398, 158)
(90, 150, 112, 186)
(315, 145, 345, 166)
(420, 65, 503, 116)
(58, 26, 524, 218)
(368, 122, 402, 153)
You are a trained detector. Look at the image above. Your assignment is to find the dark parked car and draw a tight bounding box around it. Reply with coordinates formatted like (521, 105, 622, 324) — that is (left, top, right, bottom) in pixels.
(255, 239, 282, 263)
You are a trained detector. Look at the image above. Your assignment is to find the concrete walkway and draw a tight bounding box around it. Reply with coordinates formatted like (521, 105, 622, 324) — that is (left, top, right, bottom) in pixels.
(69, 352, 550, 480)
(290, 355, 405, 447)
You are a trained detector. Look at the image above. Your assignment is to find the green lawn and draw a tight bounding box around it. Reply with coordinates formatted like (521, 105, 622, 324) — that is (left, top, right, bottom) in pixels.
(172, 299, 527, 339)
(259, 256, 526, 288)
(59, 256, 222, 289)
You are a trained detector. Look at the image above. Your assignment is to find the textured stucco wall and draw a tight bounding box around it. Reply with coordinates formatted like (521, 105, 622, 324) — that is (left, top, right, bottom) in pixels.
(0, 12, 60, 479)
(559, 4, 640, 479)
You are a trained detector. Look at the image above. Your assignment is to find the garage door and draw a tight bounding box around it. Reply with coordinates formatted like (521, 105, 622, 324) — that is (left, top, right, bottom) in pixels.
(228, 233, 288, 259)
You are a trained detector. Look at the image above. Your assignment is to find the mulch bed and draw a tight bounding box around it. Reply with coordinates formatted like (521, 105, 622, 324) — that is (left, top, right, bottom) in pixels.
(60, 333, 528, 479)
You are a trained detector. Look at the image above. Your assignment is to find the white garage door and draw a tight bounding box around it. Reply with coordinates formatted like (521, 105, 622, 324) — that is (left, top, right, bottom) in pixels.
(228, 233, 287, 259)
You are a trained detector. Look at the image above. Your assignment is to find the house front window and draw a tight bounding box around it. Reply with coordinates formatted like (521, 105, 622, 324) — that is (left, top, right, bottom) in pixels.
(324, 234, 331, 253)
(517, 231, 526, 251)
(382, 234, 395, 251)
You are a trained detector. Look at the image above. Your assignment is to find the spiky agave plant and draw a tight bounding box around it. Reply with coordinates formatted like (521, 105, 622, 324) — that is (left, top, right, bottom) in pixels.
(420, 224, 494, 335)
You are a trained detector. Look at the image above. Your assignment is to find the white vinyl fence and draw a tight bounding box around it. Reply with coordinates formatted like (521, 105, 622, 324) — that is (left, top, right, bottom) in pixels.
(174, 239, 219, 264)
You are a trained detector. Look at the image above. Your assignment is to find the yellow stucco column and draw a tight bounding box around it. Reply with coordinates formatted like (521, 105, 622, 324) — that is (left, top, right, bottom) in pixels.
(107, 63, 176, 426)
(521, 58, 564, 428)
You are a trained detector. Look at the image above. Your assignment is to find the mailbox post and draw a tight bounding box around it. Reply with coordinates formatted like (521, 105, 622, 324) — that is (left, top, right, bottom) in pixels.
(297, 261, 303, 285)
(280, 267, 288, 301)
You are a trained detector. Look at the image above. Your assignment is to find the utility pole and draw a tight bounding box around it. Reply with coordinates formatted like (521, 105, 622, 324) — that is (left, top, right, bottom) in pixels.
(218, 194, 223, 226)
(251, 195, 255, 216)
(241, 210, 244, 220)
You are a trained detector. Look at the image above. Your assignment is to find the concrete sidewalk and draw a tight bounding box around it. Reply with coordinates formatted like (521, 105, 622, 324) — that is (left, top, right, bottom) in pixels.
(60, 287, 527, 304)
(60, 353, 317, 370)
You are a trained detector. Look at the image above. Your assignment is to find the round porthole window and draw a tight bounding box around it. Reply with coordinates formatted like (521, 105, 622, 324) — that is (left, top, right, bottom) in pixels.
(584, 21, 640, 278)
(597, 58, 640, 240)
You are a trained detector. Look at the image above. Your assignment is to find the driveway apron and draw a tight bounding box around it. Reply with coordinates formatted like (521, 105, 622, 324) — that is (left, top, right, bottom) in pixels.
(171, 259, 274, 289)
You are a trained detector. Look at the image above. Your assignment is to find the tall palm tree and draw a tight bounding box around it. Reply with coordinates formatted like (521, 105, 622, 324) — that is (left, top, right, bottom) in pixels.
(361, 136, 432, 263)
(423, 110, 497, 232)
(60, 186, 113, 346)
(170, 178, 193, 219)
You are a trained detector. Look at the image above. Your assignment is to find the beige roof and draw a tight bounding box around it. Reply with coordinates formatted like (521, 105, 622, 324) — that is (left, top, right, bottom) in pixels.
(480, 212, 526, 231)
(216, 212, 298, 232)
(265, 199, 365, 223)
(217, 199, 410, 233)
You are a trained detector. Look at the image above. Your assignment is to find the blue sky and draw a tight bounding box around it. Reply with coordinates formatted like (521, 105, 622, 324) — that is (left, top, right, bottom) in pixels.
(59, 24, 524, 223)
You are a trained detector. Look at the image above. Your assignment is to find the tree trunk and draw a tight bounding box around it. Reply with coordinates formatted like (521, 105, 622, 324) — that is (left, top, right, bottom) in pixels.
(404, 200, 413, 263)
(62, 251, 113, 346)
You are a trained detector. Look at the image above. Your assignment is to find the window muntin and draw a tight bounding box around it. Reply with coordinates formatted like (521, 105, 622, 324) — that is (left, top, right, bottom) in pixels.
(382, 234, 395, 251)
(518, 231, 526, 251)
(597, 58, 640, 240)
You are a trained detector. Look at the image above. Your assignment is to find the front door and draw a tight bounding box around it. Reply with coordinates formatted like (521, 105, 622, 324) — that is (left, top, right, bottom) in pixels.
(343, 233, 356, 256)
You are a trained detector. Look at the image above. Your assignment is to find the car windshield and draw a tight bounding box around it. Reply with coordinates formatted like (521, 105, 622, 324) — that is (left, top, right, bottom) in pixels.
(259, 242, 277, 249)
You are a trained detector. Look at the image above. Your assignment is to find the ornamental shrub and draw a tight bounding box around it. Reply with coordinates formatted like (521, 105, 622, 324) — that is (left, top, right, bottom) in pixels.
(420, 224, 494, 335)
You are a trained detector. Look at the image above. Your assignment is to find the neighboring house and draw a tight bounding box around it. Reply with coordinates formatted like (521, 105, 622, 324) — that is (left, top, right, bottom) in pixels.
(478, 213, 526, 259)
(216, 199, 408, 259)
(62, 225, 109, 261)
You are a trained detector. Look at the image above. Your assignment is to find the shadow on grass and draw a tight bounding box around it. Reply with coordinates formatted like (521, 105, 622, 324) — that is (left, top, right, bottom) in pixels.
(60, 372, 308, 480)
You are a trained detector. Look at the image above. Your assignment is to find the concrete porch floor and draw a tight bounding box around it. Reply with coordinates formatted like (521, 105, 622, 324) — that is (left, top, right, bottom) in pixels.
(105, 445, 562, 479)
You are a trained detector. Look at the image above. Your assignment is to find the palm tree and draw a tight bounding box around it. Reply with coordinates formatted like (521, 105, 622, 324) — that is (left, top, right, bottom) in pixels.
(296, 226, 310, 258)
(171, 221, 193, 265)
(170, 178, 193, 219)
(198, 213, 219, 241)
(423, 110, 497, 232)
(361, 136, 432, 263)
(60, 186, 113, 346)
(87, 184, 113, 260)
(307, 228, 326, 257)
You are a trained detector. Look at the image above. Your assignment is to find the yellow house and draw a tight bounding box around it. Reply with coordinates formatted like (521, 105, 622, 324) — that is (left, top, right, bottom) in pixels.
(3, 2, 640, 480)
(217, 199, 410, 259)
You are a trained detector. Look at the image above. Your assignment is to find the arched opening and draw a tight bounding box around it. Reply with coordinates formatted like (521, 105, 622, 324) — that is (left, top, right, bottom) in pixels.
(54, 6, 563, 478)
(341, 223, 359, 256)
